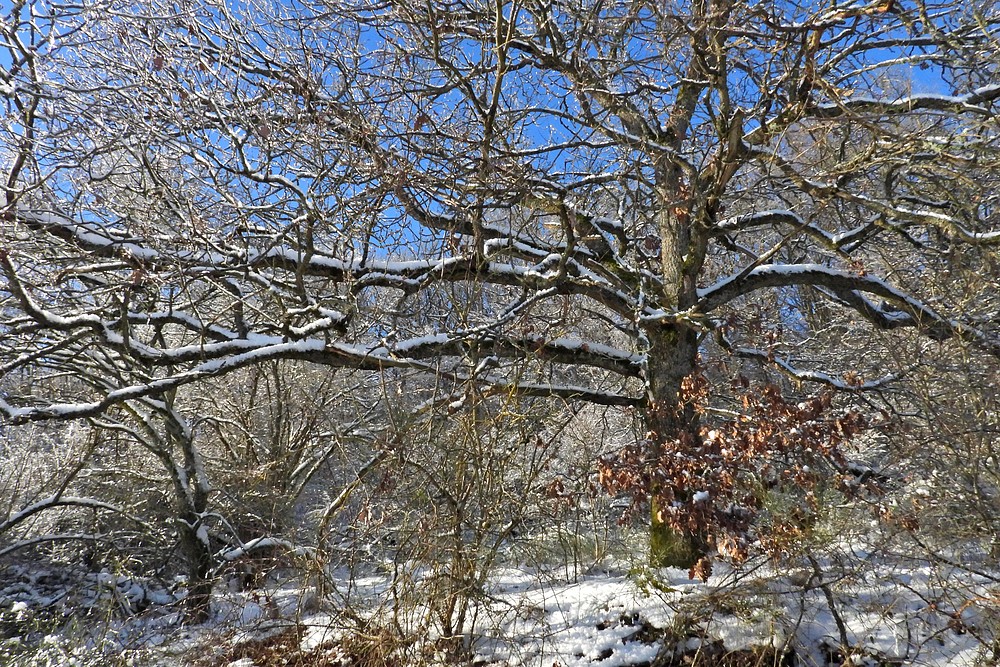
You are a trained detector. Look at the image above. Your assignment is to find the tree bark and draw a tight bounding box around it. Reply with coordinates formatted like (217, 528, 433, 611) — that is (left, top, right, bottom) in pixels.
(644, 323, 704, 568)
(178, 515, 214, 623)
(645, 141, 710, 567)
(162, 401, 215, 621)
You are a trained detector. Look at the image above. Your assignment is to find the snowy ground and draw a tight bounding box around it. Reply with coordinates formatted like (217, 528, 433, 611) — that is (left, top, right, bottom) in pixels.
(2, 548, 998, 666)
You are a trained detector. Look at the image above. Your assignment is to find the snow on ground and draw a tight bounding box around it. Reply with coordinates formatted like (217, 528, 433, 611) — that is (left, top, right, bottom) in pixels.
(461, 557, 996, 667)
(1, 547, 998, 666)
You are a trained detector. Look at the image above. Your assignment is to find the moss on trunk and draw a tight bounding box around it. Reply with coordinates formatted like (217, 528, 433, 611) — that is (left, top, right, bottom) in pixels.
(650, 499, 701, 569)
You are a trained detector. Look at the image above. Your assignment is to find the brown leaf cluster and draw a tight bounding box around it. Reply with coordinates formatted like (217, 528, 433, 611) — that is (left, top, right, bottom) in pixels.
(599, 375, 871, 562)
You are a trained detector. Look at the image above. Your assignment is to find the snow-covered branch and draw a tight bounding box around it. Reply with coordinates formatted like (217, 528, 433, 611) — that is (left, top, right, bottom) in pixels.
(699, 264, 1000, 357)
(0, 533, 106, 559)
(0, 496, 130, 536)
(216, 536, 315, 563)
(715, 331, 904, 391)
(713, 209, 875, 251)
(809, 85, 1000, 119)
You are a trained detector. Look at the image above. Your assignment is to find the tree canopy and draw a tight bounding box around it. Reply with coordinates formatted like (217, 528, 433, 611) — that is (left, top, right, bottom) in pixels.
(3, 0, 1000, 568)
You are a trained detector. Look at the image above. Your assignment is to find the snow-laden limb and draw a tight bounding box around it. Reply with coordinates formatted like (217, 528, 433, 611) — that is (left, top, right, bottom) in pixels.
(11, 205, 640, 322)
(16, 326, 633, 393)
(810, 85, 1000, 119)
(3, 211, 645, 424)
(0, 339, 331, 424)
(0, 249, 112, 334)
(0, 324, 642, 424)
(488, 380, 640, 407)
(698, 263, 1000, 357)
(713, 209, 875, 251)
(13, 208, 220, 268)
(216, 537, 315, 563)
(374, 333, 643, 377)
(0, 533, 106, 559)
(0, 496, 131, 536)
(752, 150, 1000, 247)
(120, 310, 246, 343)
(714, 331, 904, 391)
(698, 263, 919, 305)
(854, 196, 1000, 246)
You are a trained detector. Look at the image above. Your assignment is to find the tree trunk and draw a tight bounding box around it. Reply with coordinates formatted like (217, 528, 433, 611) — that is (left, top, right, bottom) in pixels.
(178, 516, 214, 623)
(644, 323, 704, 568)
(163, 403, 215, 622)
(646, 135, 710, 566)
(649, 504, 701, 569)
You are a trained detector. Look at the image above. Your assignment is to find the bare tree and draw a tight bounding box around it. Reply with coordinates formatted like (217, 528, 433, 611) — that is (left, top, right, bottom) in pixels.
(3, 0, 1000, 577)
